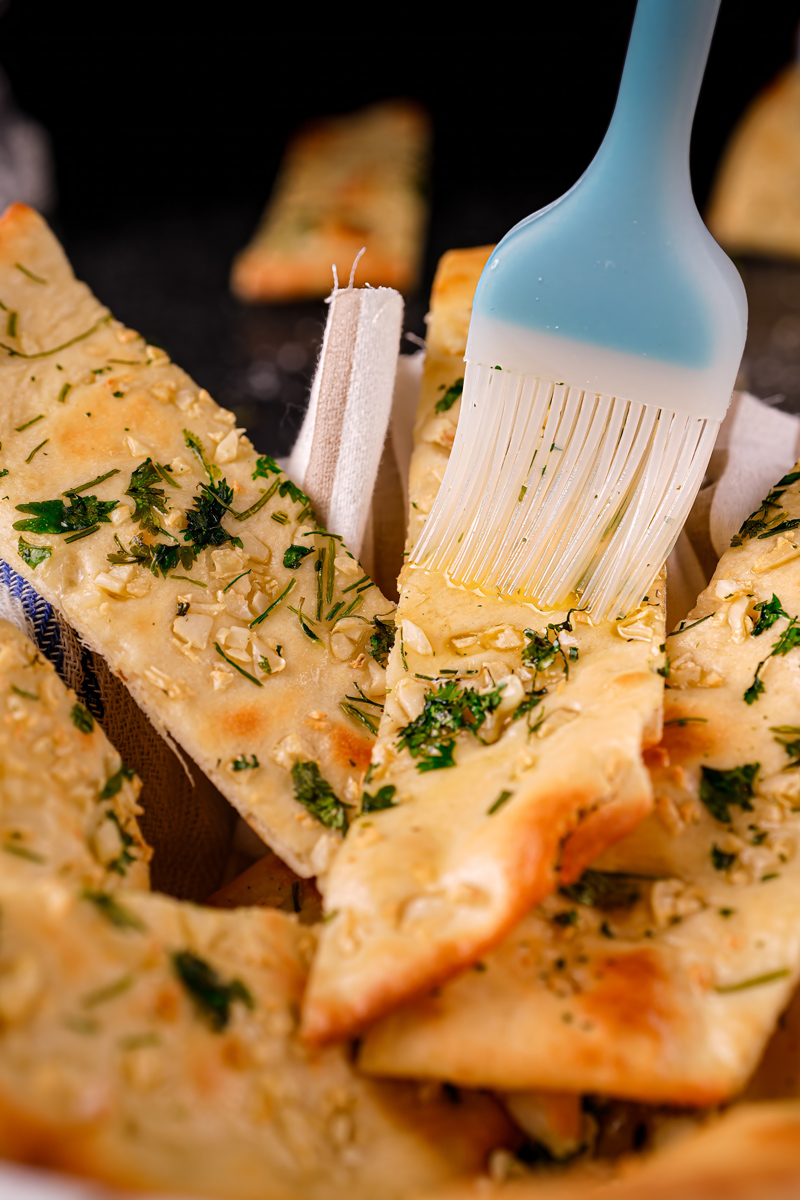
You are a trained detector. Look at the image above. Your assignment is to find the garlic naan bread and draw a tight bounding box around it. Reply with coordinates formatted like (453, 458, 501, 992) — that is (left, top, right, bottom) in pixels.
(0, 616, 149, 889)
(0, 870, 513, 1200)
(0, 204, 394, 879)
(414, 1101, 800, 1200)
(362, 464, 800, 1106)
(303, 248, 665, 1043)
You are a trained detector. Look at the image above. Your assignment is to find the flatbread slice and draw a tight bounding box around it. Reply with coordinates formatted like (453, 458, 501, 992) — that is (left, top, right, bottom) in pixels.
(0, 204, 394, 879)
(361, 464, 800, 1104)
(413, 1102, 800, 1200)
(231, 100, 430, 302)
(302, 248, 665, 1043)
(0, 615, 149, 889)
(0, 870, 513, 1200)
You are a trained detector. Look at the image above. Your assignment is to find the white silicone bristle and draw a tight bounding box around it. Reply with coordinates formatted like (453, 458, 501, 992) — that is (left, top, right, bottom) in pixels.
(411, 362, 717, 620)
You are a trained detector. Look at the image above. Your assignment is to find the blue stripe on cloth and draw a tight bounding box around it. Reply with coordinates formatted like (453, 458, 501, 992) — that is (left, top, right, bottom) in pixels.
(0, 559, 105, 721)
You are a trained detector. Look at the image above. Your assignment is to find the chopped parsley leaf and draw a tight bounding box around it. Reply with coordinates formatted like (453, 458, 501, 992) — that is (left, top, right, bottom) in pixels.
(284, 544, 314, 569)
(396, 679, 505, 772)
(560, 869, 642, 910)
(435, 376, 464, 414)
(752, 594, 789, 637)
(183, 479, 243, 553)
(100, 763, 135, 800)
(487, 789, 513, 815)
(82, 888, 145, 931)
(291, 760, 351, 832)
(17, 535, 51, 569)
(107, 534, 196, 578)
(126, 459, 178, 535)
(699, 763, 758, 823)
(232, 754, 259, 771)
(361, 785, 397, 814)
(252, 455, 281, 481)
(70, 702, 94, 733)
(771, 725, 800, 769)
(711, 844, 737, 871)
(171, 950, 253, 1031)
(14, 494, 118, 537)
(368, 614, 396, 666)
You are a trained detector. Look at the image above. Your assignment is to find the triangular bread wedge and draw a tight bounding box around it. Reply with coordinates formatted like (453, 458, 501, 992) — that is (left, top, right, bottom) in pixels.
(0, 205, 394, 878)
(302, 248, 665, 1043)
(0, 870, 513, 1200)
(413, 1101, 800, 1200)
(361, 464, 800, 1105)
(0, 615, 149, 889)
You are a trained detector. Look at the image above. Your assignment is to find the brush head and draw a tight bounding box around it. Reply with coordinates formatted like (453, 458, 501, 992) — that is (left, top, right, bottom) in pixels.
(410, 362, 717, 621)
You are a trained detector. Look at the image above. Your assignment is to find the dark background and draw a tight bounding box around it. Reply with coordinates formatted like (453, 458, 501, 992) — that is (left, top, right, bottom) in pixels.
(1, 0, 798, 452)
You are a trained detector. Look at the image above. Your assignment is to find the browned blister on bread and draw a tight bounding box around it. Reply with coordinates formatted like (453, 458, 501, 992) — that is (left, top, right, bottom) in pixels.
(302, 247, 665, 1044)
(0, 205, 394, 879)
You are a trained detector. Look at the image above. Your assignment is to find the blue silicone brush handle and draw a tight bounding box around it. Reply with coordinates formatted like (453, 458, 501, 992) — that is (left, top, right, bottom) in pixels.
(470, 0, 746, 376)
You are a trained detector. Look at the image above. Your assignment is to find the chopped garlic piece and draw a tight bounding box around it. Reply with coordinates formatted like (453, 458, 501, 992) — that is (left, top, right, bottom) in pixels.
(144, 667, 192, 699)
(395, 678, 428, 721)
(151, 380, 176, 404)
(170, 455, 191, 475)
(210, 665, 235, 691)
(174, 389, 196, 412)
(333, 617, 367, 635)
(239, 531, 270, 563)
(754, 537, 800, 573)
(94, 569, 132, 598)
(211, 547, 245, 577)
(172, 613, 212, 650)
(402, 619, 433, 656)
(125, 436, 148, 457)
(331, 633, 356, 661)
(451, 633, 478, 652)
(494, 673, 525, 714)
(483, 625, 524, 650)
(727, 594, 752, 644)
(215, 427, 244, 464)
(334, 554, 360, 576)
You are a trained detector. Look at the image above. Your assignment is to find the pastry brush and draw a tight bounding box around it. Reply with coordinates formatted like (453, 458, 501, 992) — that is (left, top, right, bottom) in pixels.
(411, 0, 747, 620)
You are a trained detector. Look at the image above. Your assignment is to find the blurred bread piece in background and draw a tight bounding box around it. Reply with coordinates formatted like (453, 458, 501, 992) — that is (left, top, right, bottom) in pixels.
(232, 100, 431, 302)
(708, 61, 800, 261)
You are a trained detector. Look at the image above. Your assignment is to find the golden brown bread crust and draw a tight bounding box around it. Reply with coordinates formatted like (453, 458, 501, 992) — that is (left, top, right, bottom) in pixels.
(0, 616, 149, 889)
(0, 871, 514, 1200)
(302, 247, 665, 1044)
(413, 1103, 800, 1200)
(0, 204, 393, 879)
(231, 101, 430, 302)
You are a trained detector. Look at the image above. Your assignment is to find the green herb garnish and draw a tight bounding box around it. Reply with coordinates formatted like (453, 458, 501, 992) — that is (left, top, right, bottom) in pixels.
(752, 594, 789, 637)
(17, 535, 51, 569)
(15, 414, 43, 433)
(396, 679, 505, 772)
(15, 262, 47, 284)
(171, 950, 253, 1031)
(82, 889, 145, 931)
(14, 494, 117, 537)
(125, 459, 178, 535)
(435, 377, 464, 414)
(183, 478, 243, 553)
(771, 725, 800, 769)
(70, 702, 94, 733)
(250, 579, 295, 628)
(100, 763, 135, 800)
(10, 685, 37, 700)
(291, 760, 351, 832)
(361, 785, 397, 814)
(487, 789, 513, 815)
(25, 439, 49, 463)
(213, 642, 263, 687)
(65, 469, 120, 495)
(560, 869, 642, 910)
(232, 754, 259, 771)
(252, 455, 281, 481)
(284, 544, 314, 569)
(107, 534, 196, 578)
(368, 615, 396, 666)
(0, 316, 110, 360)
(711, 844, 737, 871)
(715, 969, 790, 994)
(699, 763, 758, 823)
(183, 428, 220, 481)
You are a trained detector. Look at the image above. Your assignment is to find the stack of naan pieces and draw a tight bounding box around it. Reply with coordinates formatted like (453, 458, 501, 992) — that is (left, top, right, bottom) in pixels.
(1, 206, 800, 1200)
